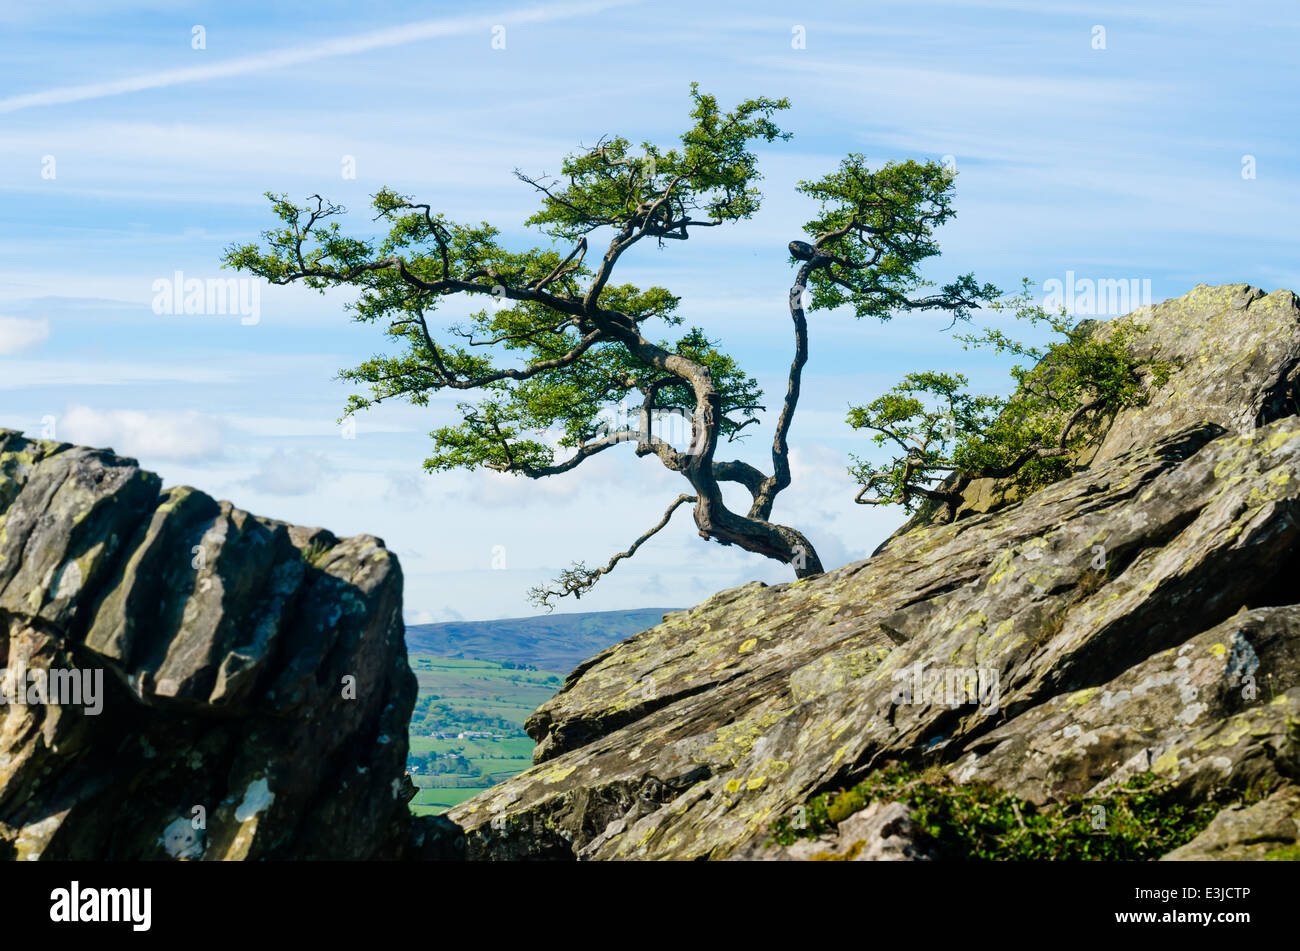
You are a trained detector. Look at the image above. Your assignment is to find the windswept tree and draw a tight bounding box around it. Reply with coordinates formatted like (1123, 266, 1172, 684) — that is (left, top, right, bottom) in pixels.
(225, 86, 996, 607)
(848, 289, 1171, 521)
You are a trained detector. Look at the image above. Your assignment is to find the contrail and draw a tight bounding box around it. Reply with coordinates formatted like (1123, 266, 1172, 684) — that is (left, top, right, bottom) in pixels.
(0, 1, 633, 114)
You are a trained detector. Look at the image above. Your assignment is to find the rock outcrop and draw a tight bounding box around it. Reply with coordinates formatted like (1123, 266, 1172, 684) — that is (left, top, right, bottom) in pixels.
(449, 284, 1300, 860)
(0, 431, 425, 859)
(8, 282, 1298, 863)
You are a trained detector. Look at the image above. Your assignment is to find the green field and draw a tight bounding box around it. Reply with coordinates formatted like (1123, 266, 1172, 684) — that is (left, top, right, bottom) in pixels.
(406, 654, 563, 815)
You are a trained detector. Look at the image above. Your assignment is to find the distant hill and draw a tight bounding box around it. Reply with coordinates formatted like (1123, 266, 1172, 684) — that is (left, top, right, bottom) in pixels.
(404, 607, 677, 674)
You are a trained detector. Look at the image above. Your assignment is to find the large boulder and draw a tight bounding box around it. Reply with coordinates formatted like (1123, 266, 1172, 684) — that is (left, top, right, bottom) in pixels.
(447, 284, 1300, 860)
(1091, 284, 1300, 462)
(0, 431, 426, 860)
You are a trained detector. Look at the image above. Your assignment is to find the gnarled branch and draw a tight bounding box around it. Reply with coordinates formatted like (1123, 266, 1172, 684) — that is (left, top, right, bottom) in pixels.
(527, 493, 697, 610)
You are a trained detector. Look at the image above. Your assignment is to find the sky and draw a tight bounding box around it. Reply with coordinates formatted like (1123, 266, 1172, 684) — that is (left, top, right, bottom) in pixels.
(1, 0, 1298, 623)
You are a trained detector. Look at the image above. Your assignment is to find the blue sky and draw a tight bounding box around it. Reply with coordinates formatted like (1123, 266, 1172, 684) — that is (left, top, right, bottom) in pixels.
(2, 0, 1298, 622)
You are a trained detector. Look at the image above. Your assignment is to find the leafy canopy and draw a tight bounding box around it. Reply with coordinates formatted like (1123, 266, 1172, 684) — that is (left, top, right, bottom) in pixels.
(223, 85, 788, 477)
(524, 83, 791, 241)
(794, 155, 999, 321)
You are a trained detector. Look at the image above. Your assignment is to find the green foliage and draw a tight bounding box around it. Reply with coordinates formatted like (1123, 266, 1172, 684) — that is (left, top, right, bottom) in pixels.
(958, 284, 1171, 478)
(795, 156, 998, 321)
(846, 371, 1002, 510)
(524, 83, 791, 240)
(769, 765, 1240, 860)
(849, 281, 1172, 512)
(222, 86, 785, 479)
(419, 325, 760, 473)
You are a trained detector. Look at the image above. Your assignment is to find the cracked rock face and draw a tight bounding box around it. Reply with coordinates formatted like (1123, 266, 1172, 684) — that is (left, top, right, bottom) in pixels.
(448, 284, 1300, 860)
(0, 432, 422, 860)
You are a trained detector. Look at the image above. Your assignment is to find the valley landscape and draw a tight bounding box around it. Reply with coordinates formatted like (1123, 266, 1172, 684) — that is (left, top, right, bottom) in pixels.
(403, 609, 668, 812)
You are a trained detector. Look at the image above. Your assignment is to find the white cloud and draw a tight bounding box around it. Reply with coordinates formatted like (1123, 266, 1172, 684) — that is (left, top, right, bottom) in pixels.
(60, 405, 225, 461)
(242, 448, 333, 496)
(0, 315, 49, 354)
